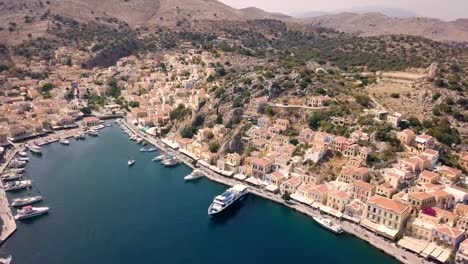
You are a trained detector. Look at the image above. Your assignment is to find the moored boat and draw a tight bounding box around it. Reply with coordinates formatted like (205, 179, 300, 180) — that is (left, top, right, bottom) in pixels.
(7, 159, 27, 168)
(29, 145, 42, 154)
(4, 180, 33, 191)
(162, 157, 179, 167)
(18, 157, 29, 162)
(147, 147, 157, 152)
(1, 172, 23, 181)
(152, 154, 167, 161)
(128, 159, 135, 166)
(184, 169, 204, 181)
(12, 195, 43, 207)
(208, 184, 248, 215)
(18, 151, 28, 157)
(59, 139, 70, 145)
(0, 255, 12, 264)
(139, 148, 147, 152)
(87, 130, 99, 137)
(14, 206, 49, 220)
(312, 216, 343, 234)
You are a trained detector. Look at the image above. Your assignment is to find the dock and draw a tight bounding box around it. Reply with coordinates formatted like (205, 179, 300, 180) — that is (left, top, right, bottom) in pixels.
(0, 150, 18, 244)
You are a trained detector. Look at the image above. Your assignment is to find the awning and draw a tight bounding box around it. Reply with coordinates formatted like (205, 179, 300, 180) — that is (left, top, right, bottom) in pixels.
(397, 237, 428, 254)
(265, 184, 279, 192)
(179, 149, 199, 160)
(234, 174, 247, 181)
(421, 244, 436, 258)
(360, 219, 398, 239)
(437, 250, 451, 263)
(245, 177, 264, 186)
(198, 160, 210, 167)
(290, 193, 314, 206)
(343, 215, 360, 223)
(319, 205, 343, 218)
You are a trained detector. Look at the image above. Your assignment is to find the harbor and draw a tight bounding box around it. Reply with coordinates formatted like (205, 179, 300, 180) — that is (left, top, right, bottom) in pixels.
(0, 124, 398, 264)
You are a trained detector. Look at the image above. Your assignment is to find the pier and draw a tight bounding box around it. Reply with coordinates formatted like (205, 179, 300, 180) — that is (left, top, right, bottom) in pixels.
(0, 150, 18, 244)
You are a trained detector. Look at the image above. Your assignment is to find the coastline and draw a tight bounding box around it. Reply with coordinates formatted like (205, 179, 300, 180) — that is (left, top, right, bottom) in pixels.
(120, 119, 429, 264)
(0, 149, 17, 245)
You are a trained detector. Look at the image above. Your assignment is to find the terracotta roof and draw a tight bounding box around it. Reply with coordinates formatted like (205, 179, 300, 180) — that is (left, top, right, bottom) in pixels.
(314, 184, 330, 194)
(439, 166, 462, 176)
(330, 190, 349, 199)
(283, 176, 302, 187)
(423, 149, 438, 156)
(401, 129, 415, 137)
(379, 182, 394, 189)
(409, 192, 434, 201)
(433, 224, 464, 239)
(354, 180, 374, 191)
(462, 154, 468, 162)
(252, 157, 272, 167)
(455, 203, 468, 216)
(368, 195, 410, 215)
(419, 170, 439, 180)
(270, 171, 285, 180)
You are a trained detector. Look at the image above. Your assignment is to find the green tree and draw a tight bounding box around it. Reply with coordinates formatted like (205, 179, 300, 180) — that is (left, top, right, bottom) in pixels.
(209, 141, 220, 153)
(281, 192, 291, 201)
(128, 101, 140, 108)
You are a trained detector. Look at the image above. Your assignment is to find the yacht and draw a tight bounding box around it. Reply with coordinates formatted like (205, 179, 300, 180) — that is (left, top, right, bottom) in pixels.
(12, 195, 43, 207)
(162, 157, 179, 167)
(152, 154, 167, 161)
(88, 130, 99, 137)
(312, 216, 344, 234)
(18, 151, 28, 157)
(139, 148, 147, 152)
(184, 169, 204, 181)
(4, 180, 33, 191)
(74, 133, 86, 140)
(59, 139, 70, 145)
(9, 168, 25, 173)
(29, 145, 42, 154)
(1, 172, 23, 181)
(208, 184, 249, 215)
(128, 159, 136, 166)
(147, 147, 157, 152)
(14, 206, 49, 220)
(0, 255, 11, 264)
(18, 157, 29, 162)
(8, 160, 27, 168)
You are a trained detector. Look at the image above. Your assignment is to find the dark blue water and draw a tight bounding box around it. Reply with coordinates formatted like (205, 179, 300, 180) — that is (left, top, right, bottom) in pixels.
(0, 126, 398, 264)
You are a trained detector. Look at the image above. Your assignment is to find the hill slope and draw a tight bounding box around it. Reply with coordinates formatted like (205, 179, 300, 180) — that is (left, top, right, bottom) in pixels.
(302, 12, 468, 43)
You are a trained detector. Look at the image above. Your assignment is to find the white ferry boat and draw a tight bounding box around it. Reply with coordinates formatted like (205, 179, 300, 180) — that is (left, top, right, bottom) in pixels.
(14, 206, 49, 220)
(5, 180, 33, 191)
(29, 145, 42, 154)
(312, 216, 344, 234)
(208, 184, 249, 215)
(184, 169, 204, 181)
(12, 195, 43, 207)
(59, 139, 70, 145)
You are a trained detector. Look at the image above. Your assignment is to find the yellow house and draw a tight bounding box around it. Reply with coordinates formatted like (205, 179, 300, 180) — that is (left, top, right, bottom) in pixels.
(362, 195, 411, 240)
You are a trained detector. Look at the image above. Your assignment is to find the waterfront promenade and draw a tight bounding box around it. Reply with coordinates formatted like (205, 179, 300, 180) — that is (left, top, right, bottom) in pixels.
(0, 149, 17, 244)
(120, 120, 432, 264)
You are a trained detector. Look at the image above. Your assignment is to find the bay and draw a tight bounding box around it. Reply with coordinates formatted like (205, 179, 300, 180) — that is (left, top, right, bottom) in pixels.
(0, 126, 398, 264)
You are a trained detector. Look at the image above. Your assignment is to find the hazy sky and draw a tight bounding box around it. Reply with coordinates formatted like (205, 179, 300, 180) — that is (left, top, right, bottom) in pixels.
(219, 0, 467, 20)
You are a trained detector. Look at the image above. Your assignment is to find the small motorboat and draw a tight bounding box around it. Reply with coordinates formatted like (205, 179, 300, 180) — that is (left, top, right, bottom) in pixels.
(147, 147, 157, 152)
(128, 159, 135, 167)
(139, 148, 147, 152)
(152, 154, 167, 161)
(18, 151, 28, 157)
(0, 255, 12, 264)
(59, 139, 70, 145)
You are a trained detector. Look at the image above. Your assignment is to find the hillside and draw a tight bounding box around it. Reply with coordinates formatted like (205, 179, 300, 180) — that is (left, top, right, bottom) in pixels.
(302, 12, 468, 43)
